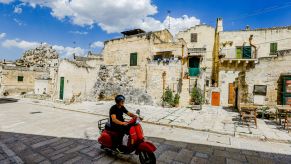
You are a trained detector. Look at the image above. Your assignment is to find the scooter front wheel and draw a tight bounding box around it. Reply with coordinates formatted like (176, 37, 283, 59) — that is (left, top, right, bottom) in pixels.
(138, 151, 156, 164)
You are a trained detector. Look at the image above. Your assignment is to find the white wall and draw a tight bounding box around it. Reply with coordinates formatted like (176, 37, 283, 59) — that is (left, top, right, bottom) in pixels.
(56, 60, 99, 101)
(34, 79, 49, 94)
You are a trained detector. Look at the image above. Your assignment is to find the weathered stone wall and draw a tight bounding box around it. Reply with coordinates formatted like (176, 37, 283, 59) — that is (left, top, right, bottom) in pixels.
(93, 65, 153, 105)
(146, 62, 182, 105)
(244, 53, 291, 106)
(220, 27, 291, 59)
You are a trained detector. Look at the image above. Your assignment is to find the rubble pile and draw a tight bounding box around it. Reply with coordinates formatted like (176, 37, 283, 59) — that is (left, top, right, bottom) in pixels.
(21, 44, 59, 67)
(93, 65, 153, 105)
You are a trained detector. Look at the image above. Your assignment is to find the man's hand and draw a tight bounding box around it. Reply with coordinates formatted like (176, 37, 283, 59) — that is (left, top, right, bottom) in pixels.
(122, 122, 128, 126)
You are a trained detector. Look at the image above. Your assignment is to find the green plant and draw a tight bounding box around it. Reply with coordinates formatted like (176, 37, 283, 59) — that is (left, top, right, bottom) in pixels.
(191, 87, 204, 105)
(162, 88, 180, 107)
(173, 93, 180, 106)
(163, 87, 173, 106)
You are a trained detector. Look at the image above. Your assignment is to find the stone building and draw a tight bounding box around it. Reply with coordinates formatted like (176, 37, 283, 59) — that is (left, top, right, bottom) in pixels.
(0, 64, 47, 96)
(54, 53, 103, 103)
(217, 18, 291, 107)
(176, 25, 215, 103)
(102, 29, 190, 106)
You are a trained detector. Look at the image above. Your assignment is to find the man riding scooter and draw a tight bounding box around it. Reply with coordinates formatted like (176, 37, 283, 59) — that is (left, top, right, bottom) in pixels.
(98, 95, 157, 164)
(109, 95, 137, 152)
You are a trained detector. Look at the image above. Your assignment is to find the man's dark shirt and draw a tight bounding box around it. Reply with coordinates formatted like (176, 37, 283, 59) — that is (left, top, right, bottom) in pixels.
(109, 104, 128, 127)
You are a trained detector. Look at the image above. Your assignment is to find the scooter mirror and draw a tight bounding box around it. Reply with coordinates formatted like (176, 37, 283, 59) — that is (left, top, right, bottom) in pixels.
(136, 109, 140, 116)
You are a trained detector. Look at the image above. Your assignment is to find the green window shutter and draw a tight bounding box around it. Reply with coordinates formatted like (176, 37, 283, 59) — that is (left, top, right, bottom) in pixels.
(270, 43, 277, 54)
(236, 47, 242, 59)
(243, 46, 251, 59)
(130, 53, 137, 66)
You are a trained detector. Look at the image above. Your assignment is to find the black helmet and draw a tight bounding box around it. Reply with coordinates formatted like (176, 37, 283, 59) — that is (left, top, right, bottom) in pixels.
(115, 95, 125, 103)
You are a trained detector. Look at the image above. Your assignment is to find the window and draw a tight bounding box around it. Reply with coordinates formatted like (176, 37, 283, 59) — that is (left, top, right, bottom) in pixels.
(236, 47, 242, 59)
(253, 85, 267, 96)
(17, 76, 24, 82)
(191, 33, 197, 42)
(270, 43, 277, 54)
(130, 53, 138, 66)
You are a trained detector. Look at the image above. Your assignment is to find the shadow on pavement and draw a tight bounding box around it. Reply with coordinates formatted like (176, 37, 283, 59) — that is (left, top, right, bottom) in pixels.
(0, 98, 19, 104)
(0, 131, 291, 164)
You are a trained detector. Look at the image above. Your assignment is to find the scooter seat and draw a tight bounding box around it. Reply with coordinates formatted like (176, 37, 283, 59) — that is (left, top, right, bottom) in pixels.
(105, 122, 114, 131)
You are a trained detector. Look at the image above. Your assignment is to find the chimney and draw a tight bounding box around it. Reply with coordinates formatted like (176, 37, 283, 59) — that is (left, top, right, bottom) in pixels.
(216, 18, 223, 32)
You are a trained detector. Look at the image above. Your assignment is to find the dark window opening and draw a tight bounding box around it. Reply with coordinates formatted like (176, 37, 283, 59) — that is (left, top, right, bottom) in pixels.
(253, 85, 267, 96)
(130, 53, 138, 66)
(17, 76, 24, 82)
(191, 33, 198, 42)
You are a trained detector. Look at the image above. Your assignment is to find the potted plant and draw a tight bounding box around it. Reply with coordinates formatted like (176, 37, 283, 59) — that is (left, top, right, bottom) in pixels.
(173, 93, 180, 107)
(191, 87, 204, 110)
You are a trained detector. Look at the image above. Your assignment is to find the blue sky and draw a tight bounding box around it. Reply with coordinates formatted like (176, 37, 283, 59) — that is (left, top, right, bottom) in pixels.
(0, 0, 290, 60)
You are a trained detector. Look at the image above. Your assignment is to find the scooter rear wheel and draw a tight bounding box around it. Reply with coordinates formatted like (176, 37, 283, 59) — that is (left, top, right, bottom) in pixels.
(138, 151, 156, 164)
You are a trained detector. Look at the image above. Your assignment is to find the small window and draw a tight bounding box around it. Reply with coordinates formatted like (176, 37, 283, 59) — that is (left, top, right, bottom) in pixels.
(130, 53, 138, 66)
(253, 85, 267, 96)
(270, 43, 277, 54)
(17, 76, 24, 82)
(191, 33, 197, 42)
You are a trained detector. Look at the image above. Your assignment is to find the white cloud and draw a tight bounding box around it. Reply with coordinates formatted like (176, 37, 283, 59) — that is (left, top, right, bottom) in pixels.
(69, 30, 88, 35)
(0, 33, 6, 39)
(1, 38, 85, 57)
(1, 0, 200, 35)
(2, 39, 39, 49)
(52, 45, 85, 57)
(14, 6, 23, 14)
(0, 0, 14, 4)
(90, 41, 103, 48)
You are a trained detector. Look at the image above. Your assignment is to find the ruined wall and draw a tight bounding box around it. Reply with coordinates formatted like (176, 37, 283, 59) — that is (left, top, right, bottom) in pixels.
(0, 67, 46, 96)
(220, 27, 291, 59)
(56, 60, 99, 102)
(244, 53, 291, 106)
(93, 65, 153, 105)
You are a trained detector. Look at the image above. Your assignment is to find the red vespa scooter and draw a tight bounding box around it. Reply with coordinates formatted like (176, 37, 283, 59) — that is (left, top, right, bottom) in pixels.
(98, 109, 156, 164)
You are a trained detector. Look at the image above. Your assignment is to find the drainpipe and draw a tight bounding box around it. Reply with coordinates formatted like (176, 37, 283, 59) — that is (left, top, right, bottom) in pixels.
(162, 71, 166, 107)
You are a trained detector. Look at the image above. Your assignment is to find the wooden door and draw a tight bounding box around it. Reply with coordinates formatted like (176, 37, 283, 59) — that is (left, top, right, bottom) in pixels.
(59, 77, 64, 100)
(211, 92, 220, 106)
(228, 83, 235, 105)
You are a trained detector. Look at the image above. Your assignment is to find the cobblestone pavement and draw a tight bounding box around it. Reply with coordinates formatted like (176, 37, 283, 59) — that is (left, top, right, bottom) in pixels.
(0, 131, 291, 164)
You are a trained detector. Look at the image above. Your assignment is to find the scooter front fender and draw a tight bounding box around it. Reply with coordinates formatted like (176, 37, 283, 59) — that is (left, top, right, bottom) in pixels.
(135, 141, 157, 154)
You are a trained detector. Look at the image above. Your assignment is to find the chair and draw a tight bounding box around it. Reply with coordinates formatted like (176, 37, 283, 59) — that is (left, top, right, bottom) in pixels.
(276, 105, 291, 128)
(284, 111, 291, 133)
(240, 104, 258, 128)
